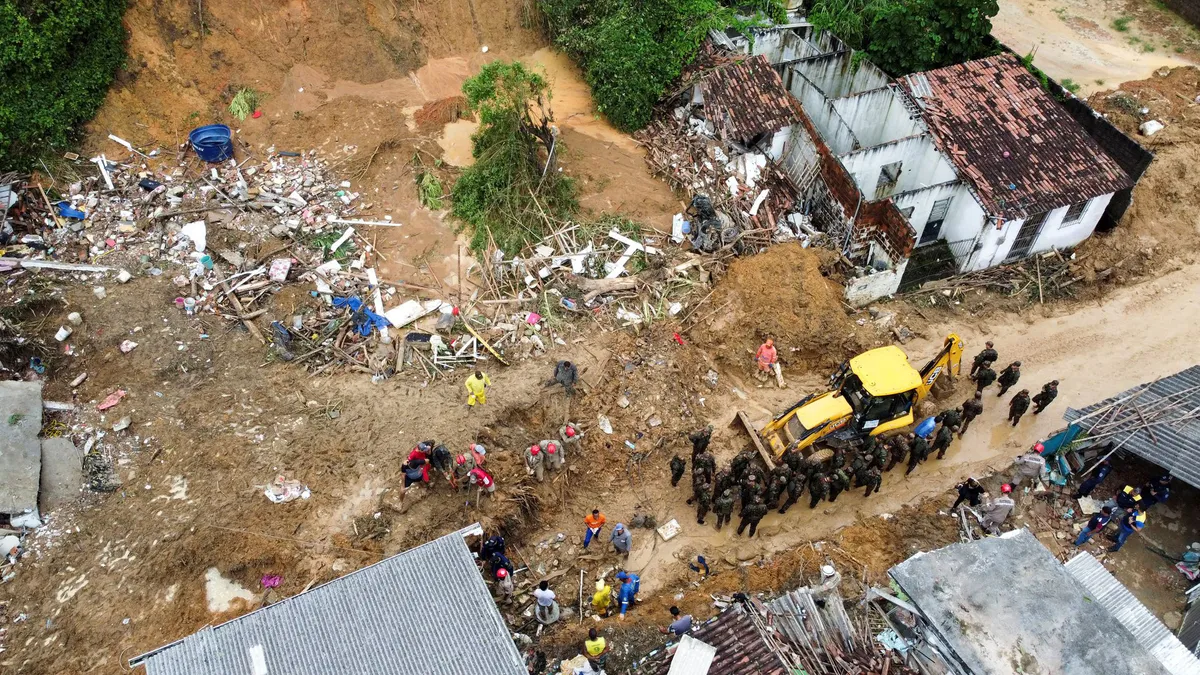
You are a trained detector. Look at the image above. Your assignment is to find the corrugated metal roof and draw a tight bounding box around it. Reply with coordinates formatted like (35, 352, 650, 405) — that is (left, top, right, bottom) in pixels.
(635, 604, 788, 675)
(1065, 552, 1200, 675)
(132, 527, 525, 675)
(889, 529, 1171, 675)
(1063, 365, 1200, 490)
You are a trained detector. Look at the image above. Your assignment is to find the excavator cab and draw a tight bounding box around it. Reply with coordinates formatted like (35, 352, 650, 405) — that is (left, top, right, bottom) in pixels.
(738, 334, 963, 468)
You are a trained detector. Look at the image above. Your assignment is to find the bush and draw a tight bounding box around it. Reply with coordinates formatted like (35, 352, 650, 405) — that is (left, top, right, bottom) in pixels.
(540, 0, 781, 132)
(451, 61, 577, 253)
(0, 1, 129, 169)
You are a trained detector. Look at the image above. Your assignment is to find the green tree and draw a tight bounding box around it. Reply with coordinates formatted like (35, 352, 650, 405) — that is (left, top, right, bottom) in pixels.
(0, 1, 128, 169)
(540, 0, 776, 132)
(451, 61, 577, 253)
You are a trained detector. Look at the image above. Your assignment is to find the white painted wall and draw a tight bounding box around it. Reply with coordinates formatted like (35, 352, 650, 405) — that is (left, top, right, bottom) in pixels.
(791, 52, 890, 99)
(968, 192, 1115, 269)
(751, 29, 816, 63)
(845, 258, 909, 306)
(892, 181, 961, 237)
(839, 136, 957, 199)
(832, 89, 922, 148)
(767, 127, 793, 161)
(1030, 193, 1114, 252)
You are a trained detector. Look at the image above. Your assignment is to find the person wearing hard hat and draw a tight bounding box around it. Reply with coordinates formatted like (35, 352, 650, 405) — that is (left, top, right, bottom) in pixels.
(592, 579, 613, 617)
(1011, 444, 1046, 486)
(980, 484, 1016, 533)
(494, 567, 514, 604)
(539, 439, 565, 471)
(559, 423, 582, 453)
(1109, 508, 1147, 553)
(524, 444, 545, 482)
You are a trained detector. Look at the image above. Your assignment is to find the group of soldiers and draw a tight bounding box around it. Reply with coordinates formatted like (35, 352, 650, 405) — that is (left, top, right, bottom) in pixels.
(667, 341, 1062, 534)
(969, 341, 1059, 426)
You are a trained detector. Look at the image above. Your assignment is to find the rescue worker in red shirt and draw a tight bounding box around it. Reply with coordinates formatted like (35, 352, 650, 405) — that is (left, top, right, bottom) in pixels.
(755, 339, 778, 381)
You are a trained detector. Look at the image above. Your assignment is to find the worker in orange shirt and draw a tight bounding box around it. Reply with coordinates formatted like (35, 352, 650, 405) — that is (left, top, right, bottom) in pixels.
(755, 338, 777, 381)
(583, 509, 606, 549)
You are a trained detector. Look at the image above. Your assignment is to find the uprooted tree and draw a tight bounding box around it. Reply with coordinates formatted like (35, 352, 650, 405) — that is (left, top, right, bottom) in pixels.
(0, 0, 128, 169)
(451, 61, 577, 253)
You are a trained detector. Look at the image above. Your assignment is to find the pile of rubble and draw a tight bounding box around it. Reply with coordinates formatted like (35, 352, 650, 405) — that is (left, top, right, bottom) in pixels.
(909, 249, 1084, 304)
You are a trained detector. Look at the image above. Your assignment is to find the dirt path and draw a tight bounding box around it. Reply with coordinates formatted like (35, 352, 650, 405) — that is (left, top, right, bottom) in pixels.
(994, 0, 1197, 93)
(580, 261, 1200, 597)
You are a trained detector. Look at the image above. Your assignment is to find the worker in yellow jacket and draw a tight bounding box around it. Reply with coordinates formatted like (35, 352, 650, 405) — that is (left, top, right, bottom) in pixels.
(465, 370, 491, 407)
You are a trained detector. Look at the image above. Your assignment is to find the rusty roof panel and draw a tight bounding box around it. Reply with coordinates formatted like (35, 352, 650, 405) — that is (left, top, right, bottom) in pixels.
(900, 54, 1133, 220)
(702, 54, 800, 141)
(635, 604, 788, 675)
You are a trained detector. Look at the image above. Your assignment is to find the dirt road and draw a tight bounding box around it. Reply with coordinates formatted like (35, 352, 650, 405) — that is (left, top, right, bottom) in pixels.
(994, 0, 1197, 93)
(604, 261, 1200, 595)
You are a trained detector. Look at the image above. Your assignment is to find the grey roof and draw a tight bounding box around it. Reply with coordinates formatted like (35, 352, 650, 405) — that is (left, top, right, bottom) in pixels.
(889, 529, 1170, 675)
(132, 526, 524, 675)
(1063, 365, 1200, 490)
(1064, 552, 1200, 675)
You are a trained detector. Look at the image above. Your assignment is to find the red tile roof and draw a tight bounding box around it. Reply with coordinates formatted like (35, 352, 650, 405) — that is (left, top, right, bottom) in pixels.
(901, 54, 1133, 220)
(702, 54, 800, 142)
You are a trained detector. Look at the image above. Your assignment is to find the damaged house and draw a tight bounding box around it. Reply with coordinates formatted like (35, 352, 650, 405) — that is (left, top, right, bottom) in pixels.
(713, 28, 1144, 304)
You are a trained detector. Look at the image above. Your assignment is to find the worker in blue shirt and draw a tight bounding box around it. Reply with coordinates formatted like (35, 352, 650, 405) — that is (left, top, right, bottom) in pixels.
(1141, 475, 1172, 509)
(1074, 506, 1113, 546)
(1072, 456, 1112, 498)
(1108, 509, 1146, 552)
(617, 578, 638, 618)
(615, 570, 640, 594)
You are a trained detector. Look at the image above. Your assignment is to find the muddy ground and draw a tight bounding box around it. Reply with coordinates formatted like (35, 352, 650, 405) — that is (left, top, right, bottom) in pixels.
(3, 1, 1200, 672)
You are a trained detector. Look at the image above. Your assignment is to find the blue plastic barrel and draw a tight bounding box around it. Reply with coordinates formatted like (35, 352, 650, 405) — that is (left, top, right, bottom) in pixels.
(914, 416, 936, 438)
(188, 124, 234, 162)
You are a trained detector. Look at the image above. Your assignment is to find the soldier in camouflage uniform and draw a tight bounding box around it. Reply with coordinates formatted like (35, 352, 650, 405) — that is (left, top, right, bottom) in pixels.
(730, 448, 756, 481)
(713, 488, 736, 531)
(764, 465, 792, 510)
(740, 472, 765, 508)
(694, 480, 712, 525)
(808, 473, 830, 509)
(862, 466, 882, 497)
(828, 468, 850, 503)
(669, 455, 686, 487)
(779, 471, 807, 514)
(885, 434, 910, 472)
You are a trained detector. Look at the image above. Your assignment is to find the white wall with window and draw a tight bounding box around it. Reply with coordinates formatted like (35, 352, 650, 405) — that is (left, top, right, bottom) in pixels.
(838, 136, 956, 201)
(963, 192, 1116, 270)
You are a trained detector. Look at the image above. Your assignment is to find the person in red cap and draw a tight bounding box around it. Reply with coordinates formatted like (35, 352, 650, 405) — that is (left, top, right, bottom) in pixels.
(755, 338, 778, 381)
(559, 422, 583, 454)
(540, 438, 565, 471)
(469, 466, 496, 506)
(980, 484, 1016, 533)
(495, 567, 514, 604)
(1012, 445, 1046, 486)
(524, 443, 545, 482)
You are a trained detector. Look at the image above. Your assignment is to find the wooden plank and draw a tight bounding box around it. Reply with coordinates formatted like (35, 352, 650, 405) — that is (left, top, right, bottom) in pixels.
(737, 411, 776, 471)
(462, 319, 509, 366)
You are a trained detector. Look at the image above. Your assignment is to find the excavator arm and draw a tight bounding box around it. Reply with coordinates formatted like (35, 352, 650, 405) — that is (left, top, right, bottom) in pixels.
(915, 333, 963, 401)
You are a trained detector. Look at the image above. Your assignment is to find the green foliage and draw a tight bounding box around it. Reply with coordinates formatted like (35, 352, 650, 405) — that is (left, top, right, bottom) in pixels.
(1060, 78, 1081, 94)
(1020, 50, 1051, 92)
(539, 0, 768, 132)
(228, 88, 261, 121)
(451, 61, 577, 253)
(808, 0, 999, 76)
(1111, 15, 1133, 32)
(416, 171, 444, 210)
(0, 1, 128, 169)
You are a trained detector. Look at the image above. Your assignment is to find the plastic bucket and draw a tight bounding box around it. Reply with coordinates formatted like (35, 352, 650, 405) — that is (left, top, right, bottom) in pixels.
(188, 124, 234, 162)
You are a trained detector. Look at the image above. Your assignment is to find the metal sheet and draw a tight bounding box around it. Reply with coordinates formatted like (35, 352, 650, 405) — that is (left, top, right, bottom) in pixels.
(133, 527, 524, 675)
(1064, 365, 1200, 490)
(1065, 552, 1200, 675)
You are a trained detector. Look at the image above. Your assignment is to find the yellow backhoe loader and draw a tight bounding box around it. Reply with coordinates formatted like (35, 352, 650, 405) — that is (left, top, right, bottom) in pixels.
(738, 334, 963, 469)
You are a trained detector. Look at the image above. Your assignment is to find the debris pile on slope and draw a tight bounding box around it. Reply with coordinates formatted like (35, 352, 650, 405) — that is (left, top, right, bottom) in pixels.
(691, 242, 865, 370)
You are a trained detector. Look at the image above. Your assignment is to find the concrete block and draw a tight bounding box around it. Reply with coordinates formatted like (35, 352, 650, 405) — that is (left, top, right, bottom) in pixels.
(40, 437, 83, 512)
(0, 381, 42, 514)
